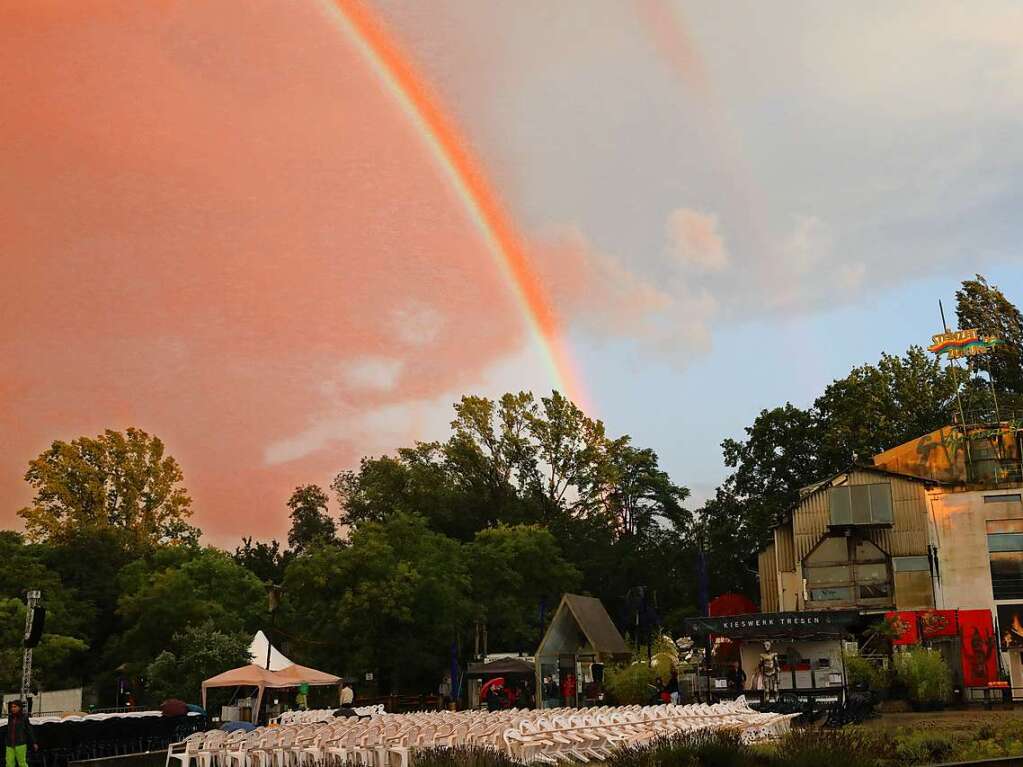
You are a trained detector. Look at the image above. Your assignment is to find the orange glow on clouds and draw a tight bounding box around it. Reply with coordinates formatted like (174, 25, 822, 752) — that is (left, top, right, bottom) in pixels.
(0, 0, 571, 540)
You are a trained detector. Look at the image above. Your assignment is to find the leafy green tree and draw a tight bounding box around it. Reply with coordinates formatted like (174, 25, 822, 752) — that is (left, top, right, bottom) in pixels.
(18, 428, 197, 547)
(0, 598, 88, 692)
(283, 514, 471, 692)
(469, 525, 580, 652)
(145, 620, 250, 703)
(956, 274, 1023, 395)
(234, 537, 290, 583)
(815, 347, 957, 466)
(110, 548, 265, 673)
(287, 485, 335, 553)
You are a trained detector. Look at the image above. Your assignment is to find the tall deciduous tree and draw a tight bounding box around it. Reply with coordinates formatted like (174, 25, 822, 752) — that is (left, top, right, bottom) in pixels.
(287, 485, 335, 553)
(282, 514, 471, 692)
(956, 274, 1023, 395)
(469, 525, 581, 652)
(18, 428, 196, 547)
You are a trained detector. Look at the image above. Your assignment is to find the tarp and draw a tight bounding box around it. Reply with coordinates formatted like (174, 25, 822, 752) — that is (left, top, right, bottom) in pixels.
(249, 630, 294, 671)
(466, 658, 534, 677)
(201, 634, 340, 716)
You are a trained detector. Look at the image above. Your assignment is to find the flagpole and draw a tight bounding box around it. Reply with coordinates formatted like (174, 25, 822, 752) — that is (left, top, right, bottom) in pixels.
(939, 300, 973, 481)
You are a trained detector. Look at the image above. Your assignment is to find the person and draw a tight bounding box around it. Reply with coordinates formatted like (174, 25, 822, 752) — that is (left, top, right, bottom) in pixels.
(6, 700, 37, 767)
(543, 677, 558, 709)
(339, 680, 354, 707)
(666, 670, 680, 705)
(295, 683, 309, 711)
(561, 673, 576, 706)
(438, 673, 452, 708)
(730, 663, 747, 693)
(485, 683, 503, 712)
(650, 677, 665, 705)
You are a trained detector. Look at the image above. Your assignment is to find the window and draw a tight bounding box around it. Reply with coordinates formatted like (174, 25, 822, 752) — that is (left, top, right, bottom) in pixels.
(989, 532, 1023, 600)
(829, 483, 894, 526)
(894, 556, 930, 572)
(804, 534, 892, 606)
(985, 494, 1023, 504)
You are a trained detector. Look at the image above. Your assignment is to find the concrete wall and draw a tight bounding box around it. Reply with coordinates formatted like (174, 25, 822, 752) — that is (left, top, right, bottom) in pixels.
(3, 688, 82, 715)
(929, 488, 1023, 686)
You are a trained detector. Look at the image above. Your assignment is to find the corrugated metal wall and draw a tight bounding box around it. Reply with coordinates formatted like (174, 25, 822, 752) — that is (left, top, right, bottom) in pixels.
(758, 543, 779, 613)
(775, 523, 796, 572)
(793, 470, 930, 560)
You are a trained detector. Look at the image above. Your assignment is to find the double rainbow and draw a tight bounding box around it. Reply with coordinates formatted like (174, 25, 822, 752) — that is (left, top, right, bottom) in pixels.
(323, 0, 588, 410)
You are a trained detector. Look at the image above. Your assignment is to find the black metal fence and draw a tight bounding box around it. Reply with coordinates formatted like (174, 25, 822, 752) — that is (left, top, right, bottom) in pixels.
(2, 715, 207, 767)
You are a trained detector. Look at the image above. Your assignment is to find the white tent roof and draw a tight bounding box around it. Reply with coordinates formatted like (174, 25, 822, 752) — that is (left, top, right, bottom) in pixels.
(248, 630, 294, 671)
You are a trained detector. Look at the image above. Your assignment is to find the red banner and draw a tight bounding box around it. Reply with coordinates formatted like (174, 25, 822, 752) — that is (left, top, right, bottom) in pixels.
(920, 609, 959, 638)
(959, 609, 998, 687)
(886, 611, 919, 645)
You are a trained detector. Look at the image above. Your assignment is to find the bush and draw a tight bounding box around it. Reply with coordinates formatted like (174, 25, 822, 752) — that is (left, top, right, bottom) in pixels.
(892, 730, 956, 764)
(411, 748, 520, 767)
(844, 654, 889, 697)
(612, 732, 768, 767)
(605, 662, 658, 705)
(893, 648, 953, 707)
(774, 729, 883, 767)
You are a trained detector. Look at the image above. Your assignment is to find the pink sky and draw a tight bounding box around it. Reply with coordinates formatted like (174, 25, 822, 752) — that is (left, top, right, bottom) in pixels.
(0, 1, 532, 541)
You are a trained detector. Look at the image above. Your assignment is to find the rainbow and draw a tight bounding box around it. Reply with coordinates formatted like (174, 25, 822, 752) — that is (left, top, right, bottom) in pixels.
(322, 0, 589, 411)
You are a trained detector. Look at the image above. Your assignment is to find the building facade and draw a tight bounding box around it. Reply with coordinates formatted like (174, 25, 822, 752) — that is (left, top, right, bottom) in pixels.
(757, 422, 1023, 687)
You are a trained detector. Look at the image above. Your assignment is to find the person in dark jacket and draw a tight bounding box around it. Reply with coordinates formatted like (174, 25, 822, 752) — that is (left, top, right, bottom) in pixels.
(6, 700, 37, 767)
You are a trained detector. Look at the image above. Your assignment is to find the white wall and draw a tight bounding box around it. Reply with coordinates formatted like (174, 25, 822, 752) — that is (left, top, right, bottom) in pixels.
(3, 688, 82, 715)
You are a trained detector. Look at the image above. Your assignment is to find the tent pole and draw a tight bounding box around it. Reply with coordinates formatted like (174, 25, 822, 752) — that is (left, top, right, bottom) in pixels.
(254, 685, 265, 725)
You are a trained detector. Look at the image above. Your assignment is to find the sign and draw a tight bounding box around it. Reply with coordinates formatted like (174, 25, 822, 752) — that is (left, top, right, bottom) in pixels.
(365, 672, 374, 681)
(886, 611, 919, 646)
(683, 610, 860, 638)
(928, 329, 1002, 359)
(960, 609, 998, 687)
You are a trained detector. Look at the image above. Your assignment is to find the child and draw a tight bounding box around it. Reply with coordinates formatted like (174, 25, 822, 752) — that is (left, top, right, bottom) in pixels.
(6, 700, 37, 767)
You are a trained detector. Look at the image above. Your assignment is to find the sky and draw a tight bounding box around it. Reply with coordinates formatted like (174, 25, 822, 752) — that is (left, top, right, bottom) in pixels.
(2, 1, 1022, 543)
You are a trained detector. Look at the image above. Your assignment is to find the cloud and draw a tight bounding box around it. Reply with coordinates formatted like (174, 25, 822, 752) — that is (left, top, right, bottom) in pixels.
(341, 357, 404, 392)
(666, 208, 729, 271)
(535, 225, 717, 364)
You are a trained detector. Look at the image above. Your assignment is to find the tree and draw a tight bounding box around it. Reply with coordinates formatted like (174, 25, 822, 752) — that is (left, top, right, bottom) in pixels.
(469, 525, 580, 652)
(955, 274, 1023, 395)
(282, 514, 471, 692)
(0, 598, 88, 692)
(18, 428, 197, 548)
(145, 620, 250, 703)
(287, 485, 335, 553)
(234, 537, 290, 583)
(110, 548, 265, 672)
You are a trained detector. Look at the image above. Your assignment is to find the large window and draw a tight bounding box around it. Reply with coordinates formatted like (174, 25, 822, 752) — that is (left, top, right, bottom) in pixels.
(988, 533, 1023, 600)
(804, 535, 892, 606)
(829, 483, 894, 526)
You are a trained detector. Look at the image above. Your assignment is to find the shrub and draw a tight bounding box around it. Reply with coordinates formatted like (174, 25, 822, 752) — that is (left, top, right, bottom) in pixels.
(612, 732, 767, 767)
(774, 729, 883, 767)
(411, 748, 520, 767)
(844, 654, 889, 697)
(892, 730, 956, 764)
(892, 648, 953, 707)
(605, 662, 658, 705)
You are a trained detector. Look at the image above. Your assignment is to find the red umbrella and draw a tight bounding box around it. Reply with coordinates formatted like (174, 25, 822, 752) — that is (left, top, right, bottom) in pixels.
(480, 677, 505, 697)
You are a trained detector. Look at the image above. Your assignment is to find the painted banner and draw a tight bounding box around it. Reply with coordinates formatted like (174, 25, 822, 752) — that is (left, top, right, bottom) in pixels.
(885, 611, 919, 646)
(997, 604, 1023, 650)
(928, 329, 1002, 359)
(959, 609, 998, 687)
(920, 609, 959, 638)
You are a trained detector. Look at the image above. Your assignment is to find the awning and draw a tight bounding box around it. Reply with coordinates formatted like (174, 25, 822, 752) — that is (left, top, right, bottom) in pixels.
(466, 658, 534, 677)
(684, 610, 861, 639)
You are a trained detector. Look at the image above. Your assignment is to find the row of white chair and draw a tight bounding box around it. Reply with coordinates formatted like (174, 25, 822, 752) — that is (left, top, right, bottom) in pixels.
(167, 698, 797, 767)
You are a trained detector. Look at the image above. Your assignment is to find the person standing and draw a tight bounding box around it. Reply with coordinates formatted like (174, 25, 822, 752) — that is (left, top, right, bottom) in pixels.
(666, 670, 680, 704)
(6, 700, 37, 767)
(339, 680, 354, 708)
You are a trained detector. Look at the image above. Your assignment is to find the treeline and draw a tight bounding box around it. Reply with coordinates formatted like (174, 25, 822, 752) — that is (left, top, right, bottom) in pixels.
(1, 275, 1019, 706)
